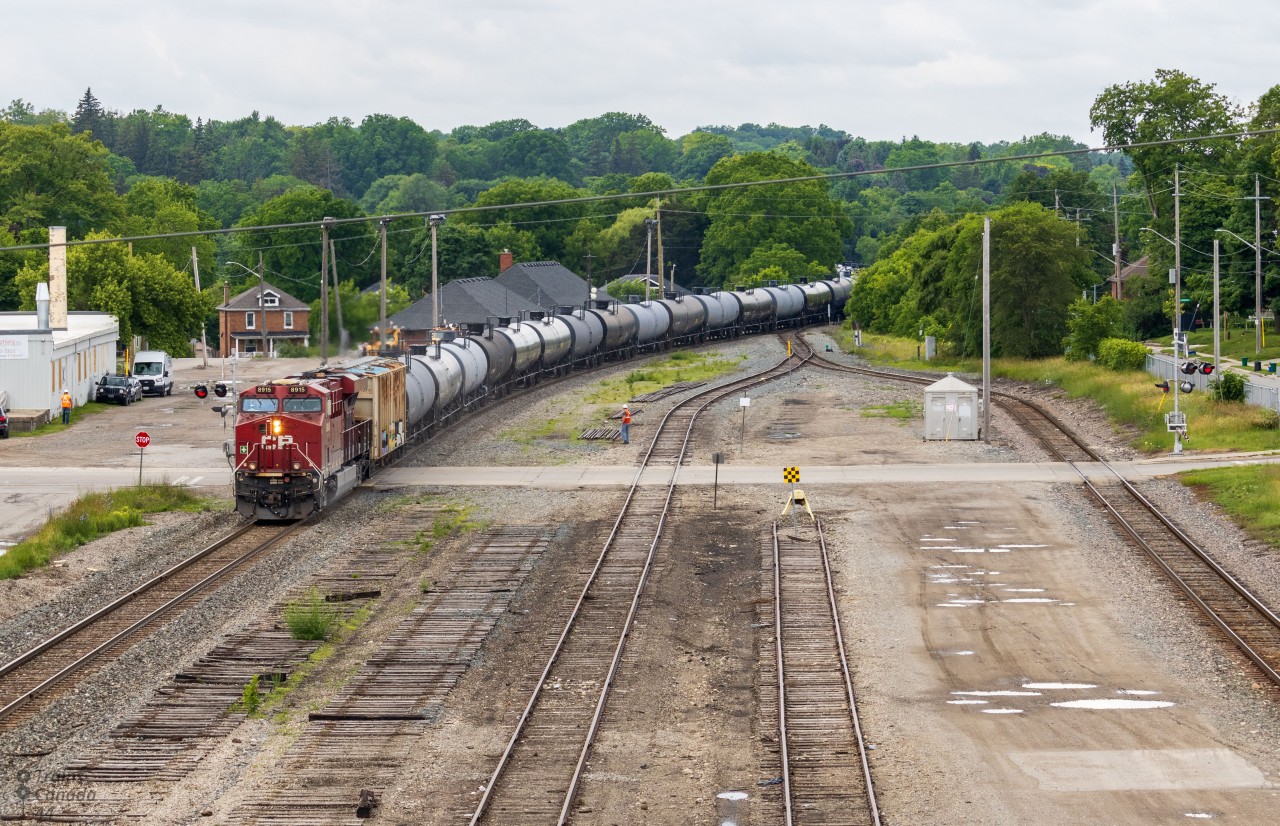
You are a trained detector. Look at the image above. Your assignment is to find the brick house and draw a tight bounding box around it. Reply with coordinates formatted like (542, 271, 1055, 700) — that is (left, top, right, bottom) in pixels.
(217, 282, 310, 357)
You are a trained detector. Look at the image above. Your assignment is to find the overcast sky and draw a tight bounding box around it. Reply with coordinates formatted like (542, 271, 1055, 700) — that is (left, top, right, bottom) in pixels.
(5, 1, 1276, 146)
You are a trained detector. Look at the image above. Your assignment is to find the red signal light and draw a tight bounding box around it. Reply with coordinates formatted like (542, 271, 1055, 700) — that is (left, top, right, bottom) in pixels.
(1199, 363, 1214, 375)
(194, 384, 208, 399)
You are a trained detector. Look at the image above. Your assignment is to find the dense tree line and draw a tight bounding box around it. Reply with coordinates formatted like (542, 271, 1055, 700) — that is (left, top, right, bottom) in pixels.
(1, 71, 1277, 358)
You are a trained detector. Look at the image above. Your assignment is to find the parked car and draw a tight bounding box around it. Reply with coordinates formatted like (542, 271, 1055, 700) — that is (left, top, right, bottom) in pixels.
(0, 401, 8, 438)
(96, 375, 143, 405)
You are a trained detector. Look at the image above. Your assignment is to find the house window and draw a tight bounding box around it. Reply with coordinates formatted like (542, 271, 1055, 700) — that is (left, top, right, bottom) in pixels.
(262, 293, 279, 307)
(245, 311, 256, 329)
(283, 311, 294, 329)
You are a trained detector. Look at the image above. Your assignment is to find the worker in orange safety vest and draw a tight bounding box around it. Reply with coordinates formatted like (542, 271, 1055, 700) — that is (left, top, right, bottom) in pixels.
(620, 404, 631, 445)
(60, 389, 72, 424)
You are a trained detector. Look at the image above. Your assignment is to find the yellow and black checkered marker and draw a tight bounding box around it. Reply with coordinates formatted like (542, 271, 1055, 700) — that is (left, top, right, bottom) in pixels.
(783, 466, 800, 484)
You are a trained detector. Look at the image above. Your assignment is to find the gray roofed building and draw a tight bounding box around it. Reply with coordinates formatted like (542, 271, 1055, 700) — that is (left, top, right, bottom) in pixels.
(496, 261, 604, 310)
(217, 282, 309, 312)
(388, 278, 543, 344)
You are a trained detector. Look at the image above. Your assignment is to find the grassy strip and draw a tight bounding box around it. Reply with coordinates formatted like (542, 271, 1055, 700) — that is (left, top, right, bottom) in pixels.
(1180, 465, 1280, 549)
(10, 401, 116, 437)
(862, 400, 922, 420)
(582, 350, 746, 408)
(0, 483, 217, 580)
(991, 357, 1280, 454)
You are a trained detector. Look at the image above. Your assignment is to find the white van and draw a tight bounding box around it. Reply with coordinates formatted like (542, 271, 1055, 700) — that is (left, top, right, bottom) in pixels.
(132, 350, 174, 396)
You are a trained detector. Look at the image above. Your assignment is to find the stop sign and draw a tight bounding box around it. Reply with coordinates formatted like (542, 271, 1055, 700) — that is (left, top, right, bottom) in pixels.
(135, 431, 151, 449)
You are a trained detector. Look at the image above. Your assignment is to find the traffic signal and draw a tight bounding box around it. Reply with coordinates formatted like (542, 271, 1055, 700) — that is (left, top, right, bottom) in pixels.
(194, 384, 208, 399)
(214, 382, 228, 397)
(1199, 362, 1214, 375)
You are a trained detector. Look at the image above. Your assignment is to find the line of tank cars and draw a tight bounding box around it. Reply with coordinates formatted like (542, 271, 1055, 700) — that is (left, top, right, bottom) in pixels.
(232, 276, 852, 519)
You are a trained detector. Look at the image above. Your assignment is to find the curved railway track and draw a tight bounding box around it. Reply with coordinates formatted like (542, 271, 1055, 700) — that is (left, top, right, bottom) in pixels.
(803, 338, 1280, 689)
(771, 519, 880, 826)
(0, 520, 306, 728)
(468, 345, 811, 825)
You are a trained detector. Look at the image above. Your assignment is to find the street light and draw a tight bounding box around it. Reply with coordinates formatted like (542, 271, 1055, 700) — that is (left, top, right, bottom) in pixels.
(1140, 227, 1186, 454)
(1216, 227, 1266, 355)
(644, 217, 657, 304)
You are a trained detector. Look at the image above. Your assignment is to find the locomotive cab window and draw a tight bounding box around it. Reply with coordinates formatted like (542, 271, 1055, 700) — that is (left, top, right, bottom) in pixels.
(241, 397, 279, 413)
(283, 397, 323, 413)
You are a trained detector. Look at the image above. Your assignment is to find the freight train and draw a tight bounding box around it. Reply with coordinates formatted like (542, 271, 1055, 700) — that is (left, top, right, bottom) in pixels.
(231, 276, 852, 519)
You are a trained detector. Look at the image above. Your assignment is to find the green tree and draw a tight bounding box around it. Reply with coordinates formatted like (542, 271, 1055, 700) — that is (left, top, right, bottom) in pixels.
(673, 132, 735, 181)
(335, 114, 438, 198)
(561, 113, 664, 177)
(1089, 69, 1241, 220)
(115, 177, 220, 273)
(229, 188, 370, 304)
(360, 173, 454, 214)
(0, 122, 123, 237)
(71, 88, 106, 139)
(465, 176, 585, 261)
(15, 234, 208, 354)
(498, 130, 576, 180)
(735, 242, 830, 284)
(696, 152, 851, 288)
(1063, 296, 1126, 360)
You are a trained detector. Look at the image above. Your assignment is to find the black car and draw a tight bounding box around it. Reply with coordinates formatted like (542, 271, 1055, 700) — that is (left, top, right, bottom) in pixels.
(96, 375, 143, 406)
(0, 401, 8, 438)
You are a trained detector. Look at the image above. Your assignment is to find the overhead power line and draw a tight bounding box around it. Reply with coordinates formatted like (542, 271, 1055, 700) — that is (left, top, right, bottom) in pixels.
(2, 126, 1277, 255)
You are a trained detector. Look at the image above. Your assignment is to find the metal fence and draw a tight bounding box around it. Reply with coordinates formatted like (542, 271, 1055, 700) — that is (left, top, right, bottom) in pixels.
(1145, 353, 1280, 412)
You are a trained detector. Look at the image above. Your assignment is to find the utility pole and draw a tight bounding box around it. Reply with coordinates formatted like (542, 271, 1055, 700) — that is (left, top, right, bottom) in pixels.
(379, 218, 389, 352)
(1256, 175, 1264, 355)
(257, 253, 267, 357)
(320, 219, 332, 364)
(429, 214, 444, 329)
(655, 201, 664, 295)
(1112, 183, 1121, 299)
(330, 237, 347, 354)
(1214, 239, 1221, 375)
(982, 217, 991, 444)
(1054, 189, 1060, 216)
(644, 218, 656, 303)
(192, 247, 208, 369)
(1173, 165, 1183, 455)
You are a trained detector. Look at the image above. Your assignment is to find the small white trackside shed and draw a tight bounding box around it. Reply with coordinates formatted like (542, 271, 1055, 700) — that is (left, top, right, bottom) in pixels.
(923, 373, 979, 441)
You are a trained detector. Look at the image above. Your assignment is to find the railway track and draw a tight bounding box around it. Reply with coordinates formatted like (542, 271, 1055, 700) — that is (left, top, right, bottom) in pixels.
(0, 520, 305, 729)
(803, 338, 1280, 689)
(468, 345, 808, 825)
(770, 519, 879, 826)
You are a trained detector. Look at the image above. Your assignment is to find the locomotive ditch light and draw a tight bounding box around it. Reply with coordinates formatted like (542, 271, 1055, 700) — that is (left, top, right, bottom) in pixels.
(194, 384, 208, 399)
(214, 382, 228, 397)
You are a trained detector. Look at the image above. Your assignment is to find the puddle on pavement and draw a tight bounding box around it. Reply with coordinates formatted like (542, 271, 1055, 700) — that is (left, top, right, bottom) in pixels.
(1004, 598, 1058, 603)
(716, 792, 748, 801)
(981, 708, 1025, 714)
(1003, 588, 1045, 593)
(952, 690, 1041, 697)
(995, 543, 1050, 548)
(947, 699, 988, 705)
(1118, 689, 1160, 695)
(1184, 814, 1214, 819)
(1051, 698, 1175, 710)
(1023, 682, 1098, 690)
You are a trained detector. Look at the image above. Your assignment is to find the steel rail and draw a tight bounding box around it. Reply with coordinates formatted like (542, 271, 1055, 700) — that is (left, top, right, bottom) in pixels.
(772, 523, 795, 826)
(816, 518, 882, 825)
(0, 520, 305, 723)
(470, 341, 808, 825)
(804, 339, 1280, 689)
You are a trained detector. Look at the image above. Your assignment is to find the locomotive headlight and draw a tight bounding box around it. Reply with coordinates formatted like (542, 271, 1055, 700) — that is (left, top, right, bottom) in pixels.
(272, 418, 283, 436)
(248, 461, 258, 470)
(292, 461, 302, 470)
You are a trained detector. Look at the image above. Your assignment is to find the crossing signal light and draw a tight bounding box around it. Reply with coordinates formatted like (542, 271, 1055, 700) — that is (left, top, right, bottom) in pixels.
(1154, 380, 1169, 393)
(194, 384, 208, 399)
(1199, 362, 1214, 375)
(1180, 361, 1199, 375)
(214, 382, 228, 397)
(1179, 380, 1195, 393)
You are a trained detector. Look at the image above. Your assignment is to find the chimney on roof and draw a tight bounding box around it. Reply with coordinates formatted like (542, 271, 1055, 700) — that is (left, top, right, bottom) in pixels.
(223, 282, 230, 306)
(48, 226, 67, 330)
(36, 282, 50, 329)
(499, 249, 513, 273)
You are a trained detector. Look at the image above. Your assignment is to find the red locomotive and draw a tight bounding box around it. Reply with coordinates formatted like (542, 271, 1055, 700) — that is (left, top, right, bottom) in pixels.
(232, 357, 407, 519)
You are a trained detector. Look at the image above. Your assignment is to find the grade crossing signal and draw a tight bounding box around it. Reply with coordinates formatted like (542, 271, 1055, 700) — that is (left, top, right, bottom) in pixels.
(1199, 362, 1214, 375)
(193, 384, 208, 399)
(214, 382, 228, 397)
